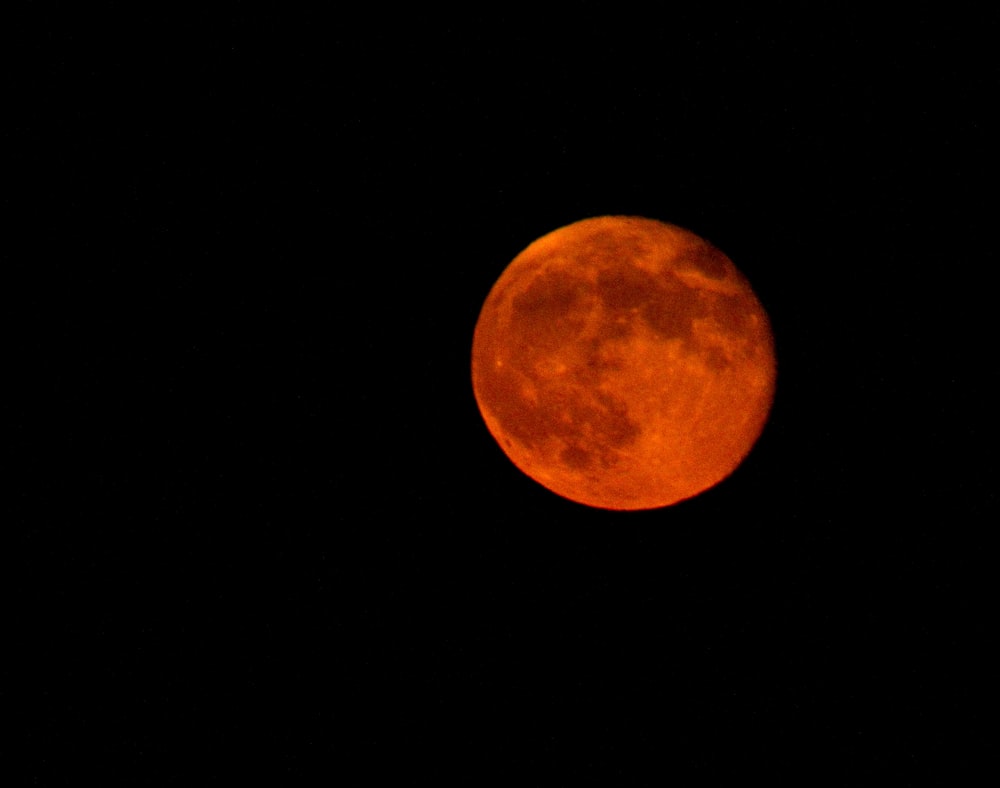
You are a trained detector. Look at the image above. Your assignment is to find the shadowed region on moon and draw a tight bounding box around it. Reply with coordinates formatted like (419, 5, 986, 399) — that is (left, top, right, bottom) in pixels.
(509, 269, 591, 347)
(676, 242, 731, 280)
(472, 216, 776, 510)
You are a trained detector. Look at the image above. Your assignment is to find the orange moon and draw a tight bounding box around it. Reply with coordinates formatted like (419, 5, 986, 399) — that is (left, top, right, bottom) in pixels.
(471, 216, 776, 511)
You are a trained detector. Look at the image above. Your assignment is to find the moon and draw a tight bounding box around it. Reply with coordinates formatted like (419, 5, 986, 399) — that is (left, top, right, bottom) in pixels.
(471, 216, 776, 511)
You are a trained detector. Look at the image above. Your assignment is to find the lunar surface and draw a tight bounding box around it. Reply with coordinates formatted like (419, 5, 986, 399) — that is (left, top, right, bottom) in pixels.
(471, 216, 776, 511)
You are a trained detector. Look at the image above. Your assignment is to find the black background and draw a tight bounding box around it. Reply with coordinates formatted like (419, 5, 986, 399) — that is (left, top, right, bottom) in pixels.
(8, 6, 994, 784)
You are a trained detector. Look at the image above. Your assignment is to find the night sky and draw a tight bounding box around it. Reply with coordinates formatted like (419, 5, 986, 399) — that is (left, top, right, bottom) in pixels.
(10, 7, 993, 783)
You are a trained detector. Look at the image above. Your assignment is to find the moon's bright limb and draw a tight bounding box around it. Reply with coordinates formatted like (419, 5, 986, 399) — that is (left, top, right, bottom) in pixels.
(471, 216, 776, 511)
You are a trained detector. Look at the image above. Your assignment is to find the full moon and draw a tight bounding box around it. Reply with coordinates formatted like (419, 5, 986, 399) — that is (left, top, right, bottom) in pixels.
(471, 216, 776, 511)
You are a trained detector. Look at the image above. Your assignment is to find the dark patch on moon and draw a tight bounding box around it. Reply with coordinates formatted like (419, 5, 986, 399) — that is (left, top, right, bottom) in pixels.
(509, 269, 591, 347)
(712, 293, 753, 336)
(641, 273, 708, 341)
(511, 269, 584, 320)
(475, 368, 545, 450)
(703, 346, 731, 371)
(675, 243, 730, 280)
(596, 265, 658, 310)
(560, 444, 592, 470)
(574, 339, 622, 387)
(479, 350, 641, 474)
(590, 390, 642, 447)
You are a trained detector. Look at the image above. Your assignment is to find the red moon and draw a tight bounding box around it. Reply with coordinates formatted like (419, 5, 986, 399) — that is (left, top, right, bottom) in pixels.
(471, 216, 776, 511)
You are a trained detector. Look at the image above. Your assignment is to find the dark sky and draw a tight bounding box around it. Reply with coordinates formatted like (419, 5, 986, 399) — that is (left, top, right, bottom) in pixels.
(10, 7, 993, 783)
